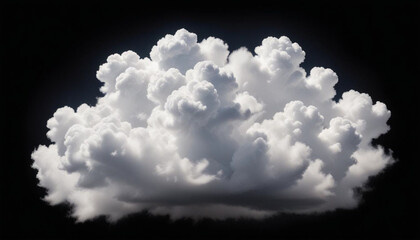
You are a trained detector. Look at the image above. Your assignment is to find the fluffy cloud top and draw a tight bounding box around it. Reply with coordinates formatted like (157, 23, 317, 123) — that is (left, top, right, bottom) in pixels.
(32, 29, 393, 221)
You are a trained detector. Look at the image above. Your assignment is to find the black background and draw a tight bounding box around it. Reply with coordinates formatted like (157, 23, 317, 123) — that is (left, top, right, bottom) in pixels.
(1, 1, 419, 239)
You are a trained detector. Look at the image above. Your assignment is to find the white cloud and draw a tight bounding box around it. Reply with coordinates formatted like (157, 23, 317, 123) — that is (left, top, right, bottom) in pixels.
(32, 28, 393, 221)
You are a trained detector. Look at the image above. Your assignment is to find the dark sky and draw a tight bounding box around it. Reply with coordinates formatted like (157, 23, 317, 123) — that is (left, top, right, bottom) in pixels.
(1, 1, 419, 239)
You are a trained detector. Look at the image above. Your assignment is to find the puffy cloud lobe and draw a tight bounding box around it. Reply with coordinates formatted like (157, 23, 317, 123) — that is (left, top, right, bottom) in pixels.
(150, 29, 229, 74)
(32, 29, 393, 221)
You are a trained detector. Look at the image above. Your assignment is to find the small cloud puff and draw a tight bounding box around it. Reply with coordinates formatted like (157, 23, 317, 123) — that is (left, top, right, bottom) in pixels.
(32, 28, 393, 222)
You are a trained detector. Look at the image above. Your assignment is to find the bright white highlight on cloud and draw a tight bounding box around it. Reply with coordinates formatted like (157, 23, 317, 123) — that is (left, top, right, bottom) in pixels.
(32, 29, 393, 222)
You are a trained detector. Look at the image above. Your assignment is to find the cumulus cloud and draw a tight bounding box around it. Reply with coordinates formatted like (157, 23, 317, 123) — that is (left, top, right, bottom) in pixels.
(32, 28, 393, 221)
